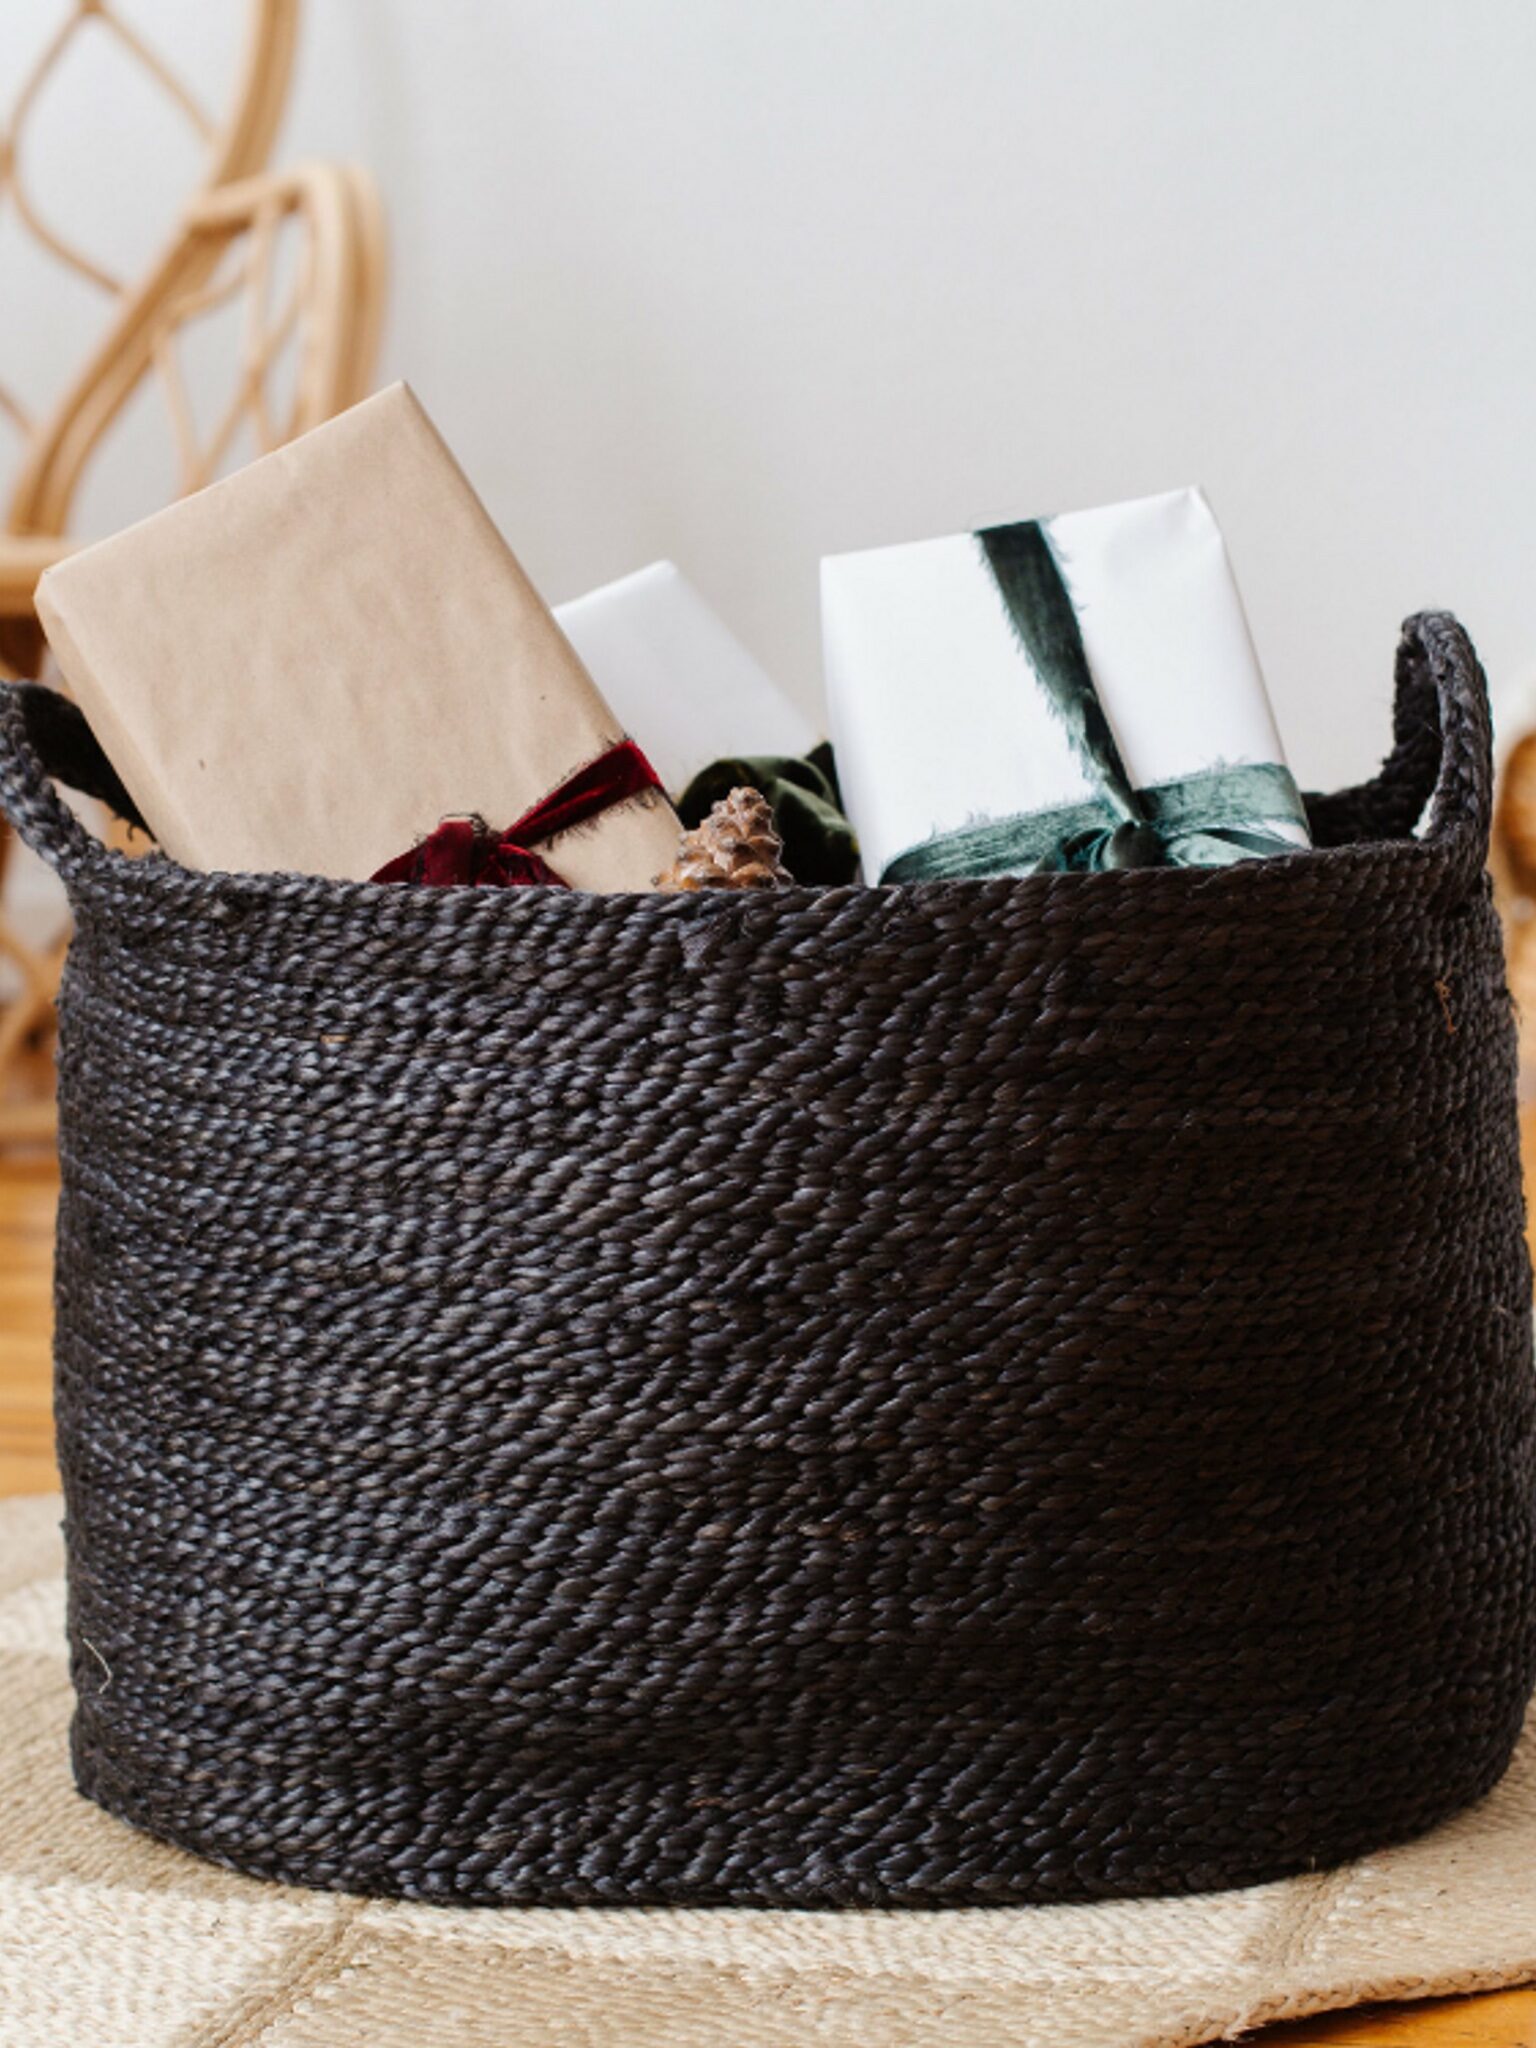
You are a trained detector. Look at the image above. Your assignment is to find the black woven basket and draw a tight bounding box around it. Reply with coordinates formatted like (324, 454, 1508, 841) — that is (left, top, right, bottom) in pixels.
(2, 610, 1533, 1909)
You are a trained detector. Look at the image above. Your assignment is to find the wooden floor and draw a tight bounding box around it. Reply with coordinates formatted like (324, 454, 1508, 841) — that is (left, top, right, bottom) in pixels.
(0, 1149, 1532, 2045)
(0, 1149, 63, 1496)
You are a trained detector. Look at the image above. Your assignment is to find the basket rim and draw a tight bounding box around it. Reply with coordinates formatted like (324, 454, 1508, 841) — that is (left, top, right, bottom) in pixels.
(36, 826, 1474, 944)
(0, 611, 1494, 924)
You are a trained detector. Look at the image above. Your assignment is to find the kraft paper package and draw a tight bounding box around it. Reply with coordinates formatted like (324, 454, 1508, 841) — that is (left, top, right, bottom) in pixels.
(35, 383, 680, 890)
(822, 487, 1310, 884)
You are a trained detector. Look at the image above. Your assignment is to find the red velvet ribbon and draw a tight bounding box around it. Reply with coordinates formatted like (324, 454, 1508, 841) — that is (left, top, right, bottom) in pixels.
(371, 739, 663, 888)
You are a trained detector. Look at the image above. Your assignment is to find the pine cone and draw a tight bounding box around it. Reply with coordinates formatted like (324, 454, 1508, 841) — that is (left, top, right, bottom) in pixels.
(657, 786, 790, 890)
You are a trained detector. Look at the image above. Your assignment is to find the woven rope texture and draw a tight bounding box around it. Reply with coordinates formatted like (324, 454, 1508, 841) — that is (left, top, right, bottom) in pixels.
(0, 611, 1530, 1907)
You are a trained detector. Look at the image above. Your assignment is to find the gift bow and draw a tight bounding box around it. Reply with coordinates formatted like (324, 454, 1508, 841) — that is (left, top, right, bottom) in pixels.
(881, 520, 1308, 884)
(372, 739, 662, 888)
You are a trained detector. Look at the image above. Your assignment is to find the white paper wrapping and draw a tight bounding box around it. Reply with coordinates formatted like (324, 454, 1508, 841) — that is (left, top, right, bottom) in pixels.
(555, 561, 816, 795)
(821, 487, 1307, 882)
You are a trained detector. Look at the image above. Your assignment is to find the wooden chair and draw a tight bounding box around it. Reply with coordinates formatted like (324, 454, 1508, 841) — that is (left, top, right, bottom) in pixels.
(1495, 733, 1536, 1090)
(0, 1, 387, 1141)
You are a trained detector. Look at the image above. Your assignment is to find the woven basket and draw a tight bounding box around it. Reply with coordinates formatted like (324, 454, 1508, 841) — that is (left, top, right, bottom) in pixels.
(1, 610, 1532, 1910)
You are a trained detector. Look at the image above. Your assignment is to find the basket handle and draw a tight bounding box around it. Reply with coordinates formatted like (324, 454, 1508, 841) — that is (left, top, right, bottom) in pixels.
(0, 683, 114, 886)
(1306, 611, 1493, 896)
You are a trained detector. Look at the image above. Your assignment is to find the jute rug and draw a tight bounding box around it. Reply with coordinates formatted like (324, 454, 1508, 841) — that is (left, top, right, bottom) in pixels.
(2, 1495, 1534, 2048)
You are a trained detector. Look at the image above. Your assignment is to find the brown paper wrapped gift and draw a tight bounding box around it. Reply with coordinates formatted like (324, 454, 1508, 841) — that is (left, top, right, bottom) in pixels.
(35, 384, 679, 889)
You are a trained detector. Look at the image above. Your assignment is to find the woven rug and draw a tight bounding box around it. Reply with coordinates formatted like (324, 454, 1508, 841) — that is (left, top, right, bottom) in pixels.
(2, 1495, 1534, 2048)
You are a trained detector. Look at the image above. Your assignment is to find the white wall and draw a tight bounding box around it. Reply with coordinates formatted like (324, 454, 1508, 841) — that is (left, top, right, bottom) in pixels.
(5, 0, 1536, 790)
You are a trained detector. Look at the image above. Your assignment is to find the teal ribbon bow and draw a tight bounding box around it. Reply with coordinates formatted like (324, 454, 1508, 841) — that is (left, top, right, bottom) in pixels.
(883, 761, 1306, 881)
(881, 520, 1308, 884)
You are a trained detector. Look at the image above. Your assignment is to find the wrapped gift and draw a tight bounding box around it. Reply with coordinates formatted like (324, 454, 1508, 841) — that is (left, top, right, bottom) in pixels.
(554, 560, 816, 795)
(821, 487, 1309, 883)
(35, 384, 679, 890)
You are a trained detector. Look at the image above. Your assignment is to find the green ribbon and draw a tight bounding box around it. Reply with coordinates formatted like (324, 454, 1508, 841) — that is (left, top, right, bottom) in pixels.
(883, 761, 1307, 882)
(880, 519, 1308, 884)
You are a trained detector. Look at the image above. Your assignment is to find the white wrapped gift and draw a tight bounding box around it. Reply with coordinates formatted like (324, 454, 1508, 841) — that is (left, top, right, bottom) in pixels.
(556, 561, 817, 796)
(821, 487, 1309, 883)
